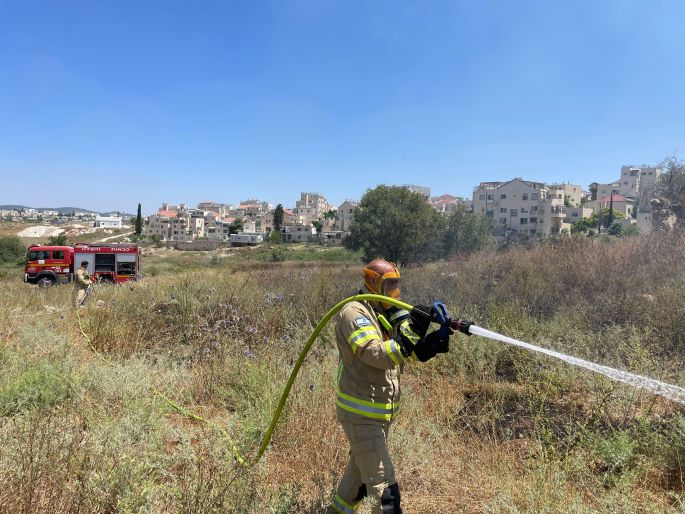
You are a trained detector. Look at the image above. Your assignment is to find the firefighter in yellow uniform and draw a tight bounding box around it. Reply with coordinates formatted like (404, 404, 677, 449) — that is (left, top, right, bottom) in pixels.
(74, 260, 92, 307)
(328, 259, 452, 514)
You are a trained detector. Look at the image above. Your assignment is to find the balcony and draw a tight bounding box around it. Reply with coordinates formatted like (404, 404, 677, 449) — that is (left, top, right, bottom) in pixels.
(550, 206, 566, 218)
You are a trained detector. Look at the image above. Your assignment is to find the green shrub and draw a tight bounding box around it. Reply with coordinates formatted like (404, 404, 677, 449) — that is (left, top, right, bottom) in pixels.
(0, 361, 76, 416)
(0, 236, 24, 264)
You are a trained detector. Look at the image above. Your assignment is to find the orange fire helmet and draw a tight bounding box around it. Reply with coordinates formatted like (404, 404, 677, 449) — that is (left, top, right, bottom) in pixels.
(363, 259, 401, 299)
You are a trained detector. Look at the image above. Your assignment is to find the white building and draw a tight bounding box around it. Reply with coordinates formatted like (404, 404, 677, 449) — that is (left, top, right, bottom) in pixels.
(94, 216, 123, 228)
(230, 233, 264, 246)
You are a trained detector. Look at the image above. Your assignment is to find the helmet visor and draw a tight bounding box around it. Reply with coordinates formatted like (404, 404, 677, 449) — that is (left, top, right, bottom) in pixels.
(382, 278, 401, 299)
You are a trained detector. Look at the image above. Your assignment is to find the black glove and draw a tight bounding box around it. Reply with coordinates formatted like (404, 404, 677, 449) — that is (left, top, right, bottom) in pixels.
(409, 305, 433, 338)
(413, 328, 453, 362)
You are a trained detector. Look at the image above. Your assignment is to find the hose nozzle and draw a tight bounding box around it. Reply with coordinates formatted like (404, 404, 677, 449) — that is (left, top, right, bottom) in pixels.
(448, 318, 474, 335)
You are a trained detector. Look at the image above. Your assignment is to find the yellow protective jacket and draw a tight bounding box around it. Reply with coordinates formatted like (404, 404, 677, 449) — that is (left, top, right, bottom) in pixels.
(334, 300, 420, 423)
(74, 267, 91, 289)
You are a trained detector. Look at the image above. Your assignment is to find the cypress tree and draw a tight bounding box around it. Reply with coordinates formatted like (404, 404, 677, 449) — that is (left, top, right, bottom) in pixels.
(135, 203, 143, 235)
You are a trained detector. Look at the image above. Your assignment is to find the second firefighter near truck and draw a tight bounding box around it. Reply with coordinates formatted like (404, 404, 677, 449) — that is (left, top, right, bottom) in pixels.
(328, 259, 453, 514)
(74, 260, 92, 307)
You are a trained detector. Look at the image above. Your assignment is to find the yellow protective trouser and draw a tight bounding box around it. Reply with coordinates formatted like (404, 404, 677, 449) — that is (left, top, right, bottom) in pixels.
(328, 419, 396, 514)
(74, 288, 88, 307)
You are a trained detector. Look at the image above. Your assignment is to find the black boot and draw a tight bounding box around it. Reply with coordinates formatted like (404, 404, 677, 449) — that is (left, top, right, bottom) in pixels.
(380, 483, 402, 513)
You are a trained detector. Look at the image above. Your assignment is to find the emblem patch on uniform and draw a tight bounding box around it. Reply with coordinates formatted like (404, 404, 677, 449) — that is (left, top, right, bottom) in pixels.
(354, 316, 371, 327)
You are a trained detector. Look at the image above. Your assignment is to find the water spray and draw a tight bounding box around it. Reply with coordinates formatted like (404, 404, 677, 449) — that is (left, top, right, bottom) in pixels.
(253, 295, 685, 465)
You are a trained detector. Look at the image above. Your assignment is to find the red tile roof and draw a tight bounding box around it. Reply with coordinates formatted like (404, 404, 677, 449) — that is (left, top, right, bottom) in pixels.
(156, 210, 177, 218)
(599, 194, 628, 202)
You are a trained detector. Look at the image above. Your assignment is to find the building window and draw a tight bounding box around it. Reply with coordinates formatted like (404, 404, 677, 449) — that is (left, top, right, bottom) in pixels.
(530, 217, 537, 223)
(500, 208, 507, 213)
(487, 194, 493, 200)
(485, 210, 493, 218)
(479, 195, 485, 200)
(532, 193, 538, 200)
(500, 194, 507, 199)
(499, 217, 507, 225)
(531, 206, 538, 212)
(522, 193, 528, 200)
(520, 218, 528, 225)
(510, 209, 518, 217)
(572, 212, 578, 217)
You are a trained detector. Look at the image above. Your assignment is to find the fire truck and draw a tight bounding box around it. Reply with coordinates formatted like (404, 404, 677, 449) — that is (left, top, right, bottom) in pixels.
(24, 243, 141, 286)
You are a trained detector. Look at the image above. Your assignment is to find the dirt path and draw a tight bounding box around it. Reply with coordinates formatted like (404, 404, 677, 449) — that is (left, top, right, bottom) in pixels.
(95, 230, 134, 243)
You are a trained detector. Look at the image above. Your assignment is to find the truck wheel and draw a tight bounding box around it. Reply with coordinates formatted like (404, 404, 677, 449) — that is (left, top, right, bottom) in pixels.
(37, 276, 56, 287)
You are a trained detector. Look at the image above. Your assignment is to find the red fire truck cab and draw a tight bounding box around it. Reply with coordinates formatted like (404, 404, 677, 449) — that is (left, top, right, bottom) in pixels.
(24, 243, 141, 286)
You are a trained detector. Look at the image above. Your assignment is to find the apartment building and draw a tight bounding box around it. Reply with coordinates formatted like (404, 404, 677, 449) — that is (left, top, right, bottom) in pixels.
(197, 201, 228, 216)
(143, 213, 173, 239)
(294, 192, 334, 224)
(548, 183, 583, 207)
(238, 199, 272, 220)
(595, 165, 662, 208)
(472, 179, 579, 235)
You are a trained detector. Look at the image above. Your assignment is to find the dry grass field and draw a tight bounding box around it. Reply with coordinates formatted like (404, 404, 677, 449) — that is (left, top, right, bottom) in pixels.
(1, 235, 685, 512)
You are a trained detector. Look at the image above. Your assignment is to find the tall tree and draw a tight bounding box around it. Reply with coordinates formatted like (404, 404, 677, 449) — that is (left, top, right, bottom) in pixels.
(656, 154, 685, 206)
(607, 193, 615, 227)
(135, 203, 143, 235)
(344, 186, 444, 265)
(442, 204, 493, 257)
(273, 204, 284, 232)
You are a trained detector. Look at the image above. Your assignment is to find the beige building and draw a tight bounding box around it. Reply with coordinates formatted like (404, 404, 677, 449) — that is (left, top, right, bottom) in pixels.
(588, 194, 634, 219)
(565, 206, 594, 224)
(548, 183, 583, 207)
(334, 200, 358, 232)
(260, 208, 297, 233)
(197, 201, 228, 216)
(595, 165, 662, 209)
(143, 214, 172, 239)
(294, 192, 334, 224)
(281, 223, 316, 243)
(238, 199, 272, 220)
(472, 179, 581, 235)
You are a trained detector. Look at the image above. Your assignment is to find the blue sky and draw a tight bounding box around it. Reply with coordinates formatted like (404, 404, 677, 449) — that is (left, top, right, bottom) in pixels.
(1, 0, 683, 214)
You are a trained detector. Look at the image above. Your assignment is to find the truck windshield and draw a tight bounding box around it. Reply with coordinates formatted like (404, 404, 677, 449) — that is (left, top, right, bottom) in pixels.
(27, 250, 50, 260)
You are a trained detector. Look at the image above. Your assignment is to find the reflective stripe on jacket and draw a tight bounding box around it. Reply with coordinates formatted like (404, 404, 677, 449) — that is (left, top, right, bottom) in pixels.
(334, 301, 408, 422)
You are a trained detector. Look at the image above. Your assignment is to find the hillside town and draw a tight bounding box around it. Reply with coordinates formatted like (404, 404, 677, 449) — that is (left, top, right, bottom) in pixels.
(1, 164, 673, 246)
